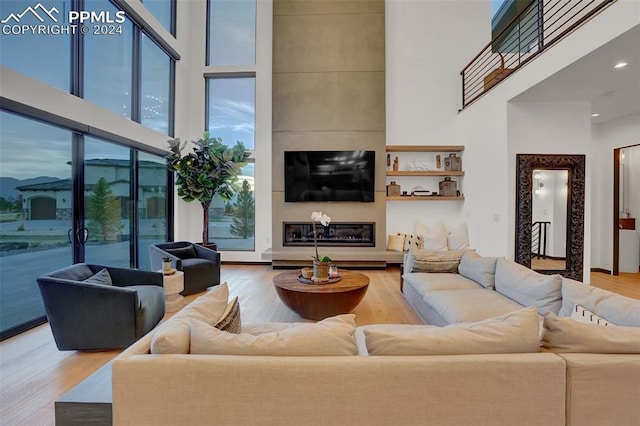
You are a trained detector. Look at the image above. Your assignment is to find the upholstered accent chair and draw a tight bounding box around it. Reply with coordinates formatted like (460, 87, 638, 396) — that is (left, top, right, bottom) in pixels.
(149, 241, 221, 295)
(37, 264, 165, 351)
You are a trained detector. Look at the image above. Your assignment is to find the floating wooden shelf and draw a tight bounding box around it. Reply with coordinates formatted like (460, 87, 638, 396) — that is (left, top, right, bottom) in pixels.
(386, 196, 465, 201)
(386, 171, 465, 177)
(385, 145, 464, 153)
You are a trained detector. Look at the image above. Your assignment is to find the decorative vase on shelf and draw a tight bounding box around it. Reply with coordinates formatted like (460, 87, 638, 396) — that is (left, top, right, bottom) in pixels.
(313, 260, 330, 280)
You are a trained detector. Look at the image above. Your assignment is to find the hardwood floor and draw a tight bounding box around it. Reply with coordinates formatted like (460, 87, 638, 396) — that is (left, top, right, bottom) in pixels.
(0, 265, 638, 426)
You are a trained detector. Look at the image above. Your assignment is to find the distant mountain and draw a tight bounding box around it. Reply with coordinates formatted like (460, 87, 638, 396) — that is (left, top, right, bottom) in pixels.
(0, 176, 60, 199)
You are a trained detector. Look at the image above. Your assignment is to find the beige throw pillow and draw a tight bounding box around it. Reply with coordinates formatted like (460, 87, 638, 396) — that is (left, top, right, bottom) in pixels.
(190, 314, 358, 356)
(447, 223, 470, 250)
(543, 312, 640, 353)
(215, 297, 241, 334)
(414, 220, 448, 251)
(365, 307, 541, 355)
(403, 234, 424, 251)
(407, 248, 469, 273)
(387, 233, 405, 252)
(150, 282, 230, 354)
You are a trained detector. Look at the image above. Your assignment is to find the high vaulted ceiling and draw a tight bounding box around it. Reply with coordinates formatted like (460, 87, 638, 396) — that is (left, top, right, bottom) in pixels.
(512, 24, 640, 124)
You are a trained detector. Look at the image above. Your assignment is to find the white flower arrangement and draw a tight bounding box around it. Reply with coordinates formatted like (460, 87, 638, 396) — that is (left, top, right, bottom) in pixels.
(310, 211, 331, 262)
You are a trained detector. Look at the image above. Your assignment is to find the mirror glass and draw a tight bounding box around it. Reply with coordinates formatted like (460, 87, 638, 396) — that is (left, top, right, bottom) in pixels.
(531, 170, 567, 271)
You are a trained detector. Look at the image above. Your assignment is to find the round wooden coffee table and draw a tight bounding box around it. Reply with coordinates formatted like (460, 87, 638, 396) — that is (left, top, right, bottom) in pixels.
(273, 270, 369, 320)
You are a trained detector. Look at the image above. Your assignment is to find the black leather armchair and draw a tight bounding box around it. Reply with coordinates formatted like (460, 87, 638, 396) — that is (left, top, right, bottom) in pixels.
(36, 263, 165, 351)
(149, 241, 221, 295)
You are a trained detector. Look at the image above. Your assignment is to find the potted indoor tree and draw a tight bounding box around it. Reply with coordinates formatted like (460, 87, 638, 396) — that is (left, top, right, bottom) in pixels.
(167, 132, 249, 246)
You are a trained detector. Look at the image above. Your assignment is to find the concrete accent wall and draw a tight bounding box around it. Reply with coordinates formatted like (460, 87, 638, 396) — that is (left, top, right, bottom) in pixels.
(271, 0, 386, 261)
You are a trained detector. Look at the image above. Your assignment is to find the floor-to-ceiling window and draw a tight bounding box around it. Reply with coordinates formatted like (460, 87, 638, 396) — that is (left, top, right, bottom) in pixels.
(205, 0, 256, 251)
(141, 34, 173, 135)
(0, 0, 176, 339)
(84, 1, 134, 118)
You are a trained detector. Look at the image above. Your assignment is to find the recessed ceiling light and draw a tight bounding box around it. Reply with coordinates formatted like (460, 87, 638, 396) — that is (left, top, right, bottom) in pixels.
(592, 113, 600, 117)
(614, 62, 628, 69)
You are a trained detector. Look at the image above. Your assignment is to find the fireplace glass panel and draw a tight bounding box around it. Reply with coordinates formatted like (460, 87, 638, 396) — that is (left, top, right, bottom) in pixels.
(283, 222, 375, 247)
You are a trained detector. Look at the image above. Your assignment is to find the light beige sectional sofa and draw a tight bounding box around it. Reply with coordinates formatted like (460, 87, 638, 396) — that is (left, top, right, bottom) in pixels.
(112, 257, 640, 426)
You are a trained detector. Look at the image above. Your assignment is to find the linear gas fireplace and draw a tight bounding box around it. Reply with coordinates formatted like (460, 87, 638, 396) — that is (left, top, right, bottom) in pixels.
(283, 222, 375, 247)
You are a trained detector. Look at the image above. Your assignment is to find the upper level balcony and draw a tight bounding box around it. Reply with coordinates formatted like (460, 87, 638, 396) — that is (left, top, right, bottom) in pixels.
(461, 0, 618, 109)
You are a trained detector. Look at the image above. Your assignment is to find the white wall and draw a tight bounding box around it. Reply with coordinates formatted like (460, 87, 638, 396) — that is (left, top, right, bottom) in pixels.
(507, 101, 592, 278)
(385, 0, 490, 240)
(454, 0, 639, 281)
(591, 113, 640, 271)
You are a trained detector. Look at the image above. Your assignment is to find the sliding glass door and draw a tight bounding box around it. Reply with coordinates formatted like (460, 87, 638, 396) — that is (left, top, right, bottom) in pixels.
(0, 111, 74, 338)
(0, 112, 171, 340)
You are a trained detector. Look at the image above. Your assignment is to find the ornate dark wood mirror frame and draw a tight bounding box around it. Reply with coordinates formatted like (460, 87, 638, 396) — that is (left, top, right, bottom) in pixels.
(515, 154, 586, 281)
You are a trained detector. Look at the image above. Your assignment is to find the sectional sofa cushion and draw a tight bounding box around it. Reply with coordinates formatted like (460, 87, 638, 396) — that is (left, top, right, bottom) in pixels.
(559, 278, 640, 326)
(458, 251, 499, 289)
(543, 312, 640, 353)
(494, 258, 562, 315)
(150, 282, 230, 354)
(364, 307, 541, 355)
(422, 288, 524, 324)
(190, 314, 358, 356)
(403, 272, 483, 297)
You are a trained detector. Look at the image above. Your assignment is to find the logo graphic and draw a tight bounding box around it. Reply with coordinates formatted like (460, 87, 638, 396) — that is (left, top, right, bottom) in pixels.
(1, 2, 59, 24)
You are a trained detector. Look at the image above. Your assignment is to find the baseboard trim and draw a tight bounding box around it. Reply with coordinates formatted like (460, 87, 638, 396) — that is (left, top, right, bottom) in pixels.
(591, 267, 611, 274)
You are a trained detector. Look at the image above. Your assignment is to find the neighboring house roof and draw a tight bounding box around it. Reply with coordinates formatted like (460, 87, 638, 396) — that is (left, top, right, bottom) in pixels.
(16, 179, 72, 191)
(80, 159, 166, 169)
(17, 177, 164, 193)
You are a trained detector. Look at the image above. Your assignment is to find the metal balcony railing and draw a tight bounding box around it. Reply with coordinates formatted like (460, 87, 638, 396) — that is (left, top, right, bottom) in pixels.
(461, 0, 616, 108)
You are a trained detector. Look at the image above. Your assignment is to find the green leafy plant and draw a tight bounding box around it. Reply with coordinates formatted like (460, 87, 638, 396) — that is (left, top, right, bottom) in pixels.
(229, 179, 255, 239)
(167, 132, 249, 244)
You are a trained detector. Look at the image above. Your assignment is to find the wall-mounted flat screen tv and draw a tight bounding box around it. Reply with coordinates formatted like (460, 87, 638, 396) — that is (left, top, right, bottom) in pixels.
(284, 150, 375, 202)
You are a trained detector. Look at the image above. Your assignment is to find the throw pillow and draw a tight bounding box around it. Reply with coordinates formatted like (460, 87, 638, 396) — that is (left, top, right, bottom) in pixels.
(150, 282, 230, 354)
(215, 297, 241, 334)
(458, 251, 499, 289)
(543, 312, 640, 353)
(164, 245, 197, 259)
(190, 314, 358, 356)
(407, 248, 469, 273)
(447, 223, 470, 250)
(494, 258, 562, 315)
(403, 234, 424, 251)
(414, 220, 448, 251)
(570, 305, 615, 326)
(559, 278, 640, 326)
(83, 268, 113, 286)
(364, 307, 541, 355)
(387, 233, 406, 252)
